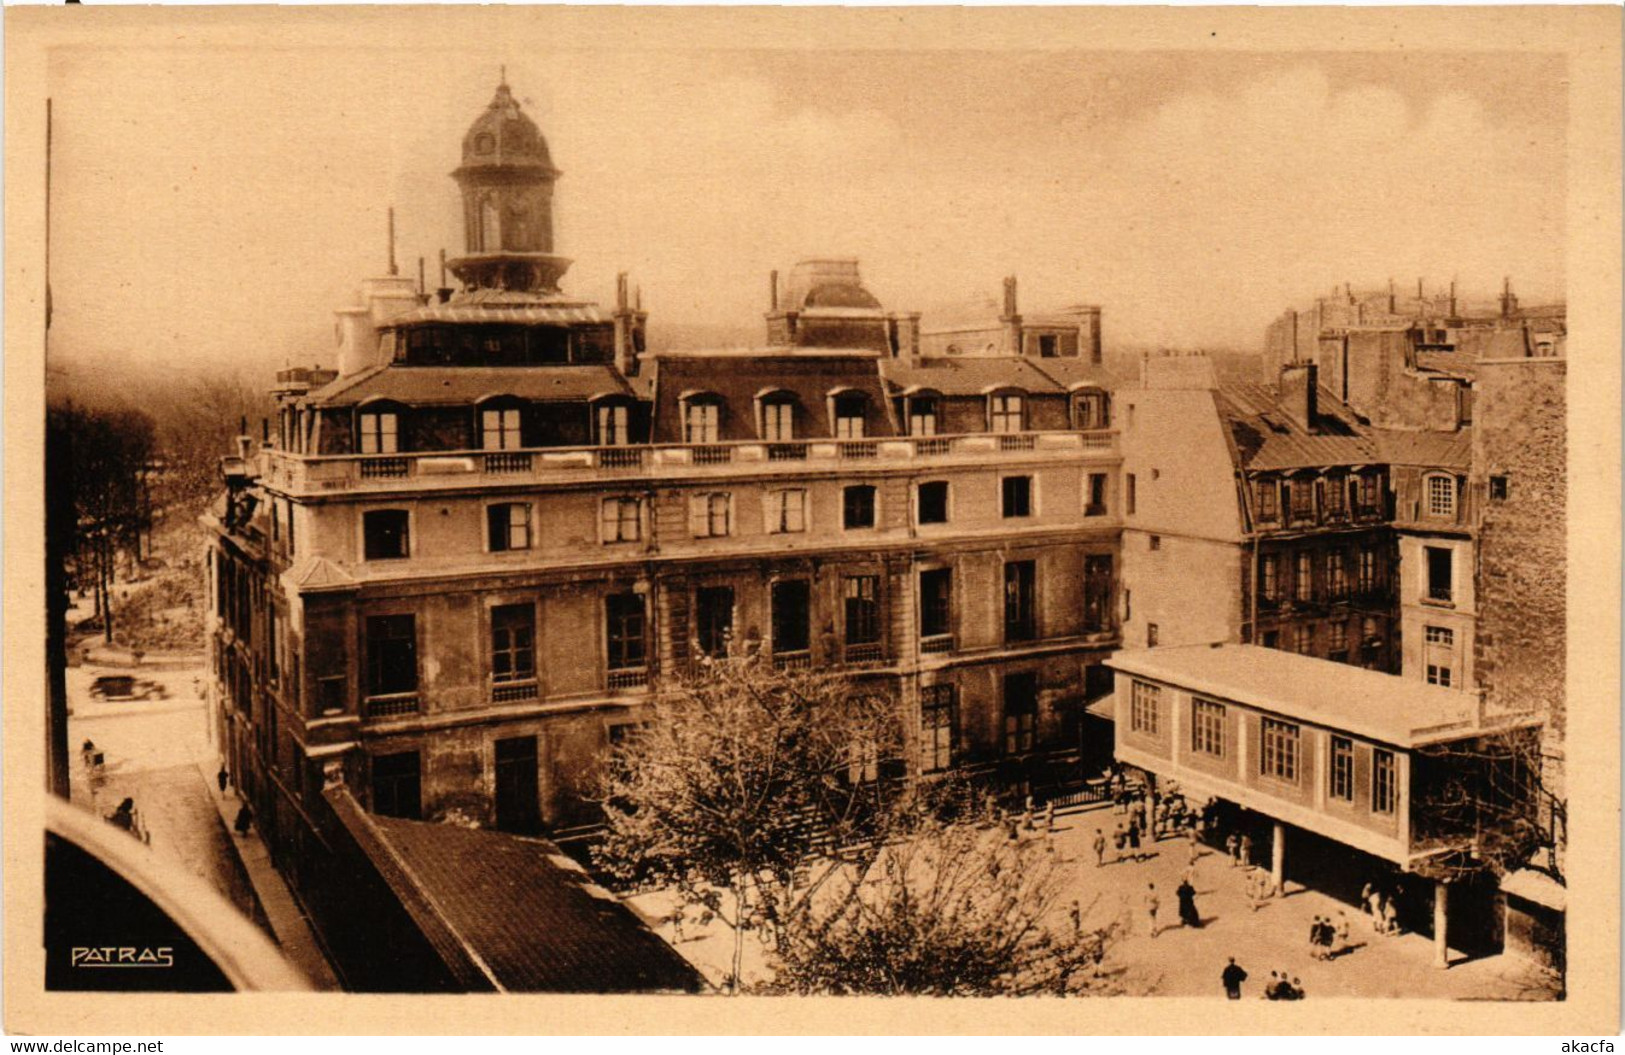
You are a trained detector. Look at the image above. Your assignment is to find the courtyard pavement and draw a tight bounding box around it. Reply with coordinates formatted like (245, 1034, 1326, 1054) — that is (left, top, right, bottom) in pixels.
(626, 801, 1561, 1000)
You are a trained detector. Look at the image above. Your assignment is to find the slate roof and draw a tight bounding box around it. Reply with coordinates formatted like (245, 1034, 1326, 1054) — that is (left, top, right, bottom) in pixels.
(1374, 428, 1474, 469)
(1027, 358, 1114, 391)
(386, 304, 605, 327)
(305, 365, 635, 407)
(1215, 381, 1381, 472)
(330, 792, 705, 994)
(880, 357, 1068, 396)
(648, 352, 896, 442)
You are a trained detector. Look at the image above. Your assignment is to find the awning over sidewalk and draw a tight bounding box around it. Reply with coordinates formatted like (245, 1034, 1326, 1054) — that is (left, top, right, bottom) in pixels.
(1500, 868, 1566, 912)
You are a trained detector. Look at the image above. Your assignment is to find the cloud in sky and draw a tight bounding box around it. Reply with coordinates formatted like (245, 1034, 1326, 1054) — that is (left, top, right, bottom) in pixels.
(45, 45, 1564, 375)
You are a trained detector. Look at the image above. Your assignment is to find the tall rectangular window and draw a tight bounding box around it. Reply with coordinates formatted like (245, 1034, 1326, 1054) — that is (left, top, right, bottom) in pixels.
(1085, 473, 1108, 516)
(1003, 560, 1037, 642)
(1130, 680, 1160, 735)
(1003, 672, 1037, 754)
(917, 481, 949, 525)
(490, 603, 535, 683)
(1427, 663, 1452, 687)
(683, 400, 720, 444)
(1324, 475, 1346, 515)
(363, 510, 410, 561)
(1330, 736, 1354, 801)
(596, 403, 629, 446)
(761, 400, 795, 441)
(908, 398, 938, 437)
(1074, 392, 1109, 429)
(989, 394, 1024, 433)
(1426, 546, 1453, 602)
(1082, 554, 1114, 632)
(1260, 554, 1279, 601)
(1002, 476, 1033, 518)
(843, 576, 881, 646)
(601, 497, 643, 543)
(1260, 718, 1300, 783)
(833, 396, 866, 439)
(487, 503, 531, 552)
(1294, 624, 1314, 655)
(365, 615, 417, 697)
(1289, 477, 1315, 519)
(843, 485, 876, 530)
(1294, 551, 1314, 602)
(359, 411, 399, 454)
(695, 586, 734, 658)
(921, 684, 956, 772)
(689, 493, 731, 538)
(371, 751, 422, 820)
(1327, 551, 1348, 600)
(1328, 621, 1349, 663)
(1256, 479, 1278, 520)
(1126, 473, 1137, 515)
(481, 407, 522, 451)
(919, 568, 952, 640)
(1191, 699, 1225, 757)
(767, 489, 807, 534)
(771, 580, 811, 655)
(605, 594, 647, 672)
(1358, 473, 1380, 511)
(1372, 749, 1397, 814)
(1358, 549, 1377, 594)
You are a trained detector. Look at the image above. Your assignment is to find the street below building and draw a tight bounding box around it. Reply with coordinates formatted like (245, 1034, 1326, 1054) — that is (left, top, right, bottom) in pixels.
(627, 800, 1563, 1000)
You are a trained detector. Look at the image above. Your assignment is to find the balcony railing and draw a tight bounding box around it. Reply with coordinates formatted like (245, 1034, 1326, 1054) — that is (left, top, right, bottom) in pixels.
(262, 429, 1119, 493)
(843, 642, 885, 665)
(773, 650, 814, 671)
(920, 634, 954, 655)
(364, 693, 419, 718)
(491, 680, 539, 703)
(606, 668, 649, 690)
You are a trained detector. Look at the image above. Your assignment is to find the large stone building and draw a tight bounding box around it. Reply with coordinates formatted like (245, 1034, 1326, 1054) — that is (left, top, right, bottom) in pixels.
(206, 79, 1124, 933)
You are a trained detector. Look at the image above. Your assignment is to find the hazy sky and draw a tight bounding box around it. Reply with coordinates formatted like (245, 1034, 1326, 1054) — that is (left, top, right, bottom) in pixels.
(46, 39, 1566, 375)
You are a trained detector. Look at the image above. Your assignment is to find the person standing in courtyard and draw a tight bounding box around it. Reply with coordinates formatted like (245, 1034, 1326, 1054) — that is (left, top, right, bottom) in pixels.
(1176, 876, 1201, 928)
(1239, 832, 1253, 868)
(1226, 830, 1240, 866)
(1186, 827, 1202, 870)
(1126, 819, 1143, 861)
(1143, 883, 1160, 938)
(1382, 896, 1400, 936)
(1334, 910, 1352, 956)
(1221, 957, 1247, 999)
(1093, 828, 1107, 867)
(234, 802, 254, 837)
(217, 765, 229, 794)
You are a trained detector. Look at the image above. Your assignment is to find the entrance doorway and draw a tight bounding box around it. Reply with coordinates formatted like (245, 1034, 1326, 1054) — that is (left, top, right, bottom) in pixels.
(494, 736, 542, 834)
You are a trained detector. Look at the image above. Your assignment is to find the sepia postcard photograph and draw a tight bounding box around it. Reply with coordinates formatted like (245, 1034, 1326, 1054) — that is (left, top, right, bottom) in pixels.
(3, 3, 1620, 1038)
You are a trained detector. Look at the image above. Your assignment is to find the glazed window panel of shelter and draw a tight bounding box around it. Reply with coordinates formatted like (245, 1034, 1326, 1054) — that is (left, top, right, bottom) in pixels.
(1330, 736, 1355, 801)
(1191, 699, 1225, 757)
(1130, 679, 1161, 736)
(1372, 749, 1397, 814)
(920, 684, 956, 772)
(1260, 717, 1300, 783)
(601, 497, 643, 543)
(358, 411, 399, 454)
(490, 604, 536, 683)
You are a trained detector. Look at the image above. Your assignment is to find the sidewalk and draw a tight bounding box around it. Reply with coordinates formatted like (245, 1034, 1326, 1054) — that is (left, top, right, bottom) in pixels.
(198, 760, 341, 991)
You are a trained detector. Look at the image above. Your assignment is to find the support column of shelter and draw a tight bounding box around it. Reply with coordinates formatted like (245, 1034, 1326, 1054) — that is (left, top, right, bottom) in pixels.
(1434, 880, 1450, 969)
(1271, 820, 1285, 895)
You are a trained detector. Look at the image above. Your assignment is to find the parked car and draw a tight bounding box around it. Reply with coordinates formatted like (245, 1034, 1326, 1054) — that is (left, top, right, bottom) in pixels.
(88, 675, 168, 701)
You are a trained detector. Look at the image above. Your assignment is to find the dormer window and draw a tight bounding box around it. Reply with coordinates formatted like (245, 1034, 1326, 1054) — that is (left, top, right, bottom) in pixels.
(683, 396, 721, 444)
(1425, 473, 1457, 519)
(358, 409, 400, 454)
(989, 393, 1025, 434)
(908, 396, 939, 437)
(1073, 389, 1110, 430)
(758, 393, 796, 441)
(833, 394, 866, 439)
(479, 404, 523, 451)
(595, 401, 631, 446)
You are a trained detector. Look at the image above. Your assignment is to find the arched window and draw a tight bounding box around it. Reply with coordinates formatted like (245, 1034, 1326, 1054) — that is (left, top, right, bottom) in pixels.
(988, 391, 1026, 434)
(1072, 388, 1111, 430)
(477, 397, 525, 451)
(757, 390, 797, 441)
(681, 393, 723, 445)
(480, 196, 500, 251)
(357, 401, 404, 454)
(906, 391, 940, 437)
(829, 389, 867, 439)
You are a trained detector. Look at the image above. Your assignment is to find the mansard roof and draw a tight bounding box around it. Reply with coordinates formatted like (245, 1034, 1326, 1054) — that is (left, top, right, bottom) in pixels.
(1216, 381, 1382, 473)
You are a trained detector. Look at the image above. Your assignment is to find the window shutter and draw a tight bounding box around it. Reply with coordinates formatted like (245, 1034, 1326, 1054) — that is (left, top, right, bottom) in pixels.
(488, 505, 505, 551)
(689, 494, 709, 537)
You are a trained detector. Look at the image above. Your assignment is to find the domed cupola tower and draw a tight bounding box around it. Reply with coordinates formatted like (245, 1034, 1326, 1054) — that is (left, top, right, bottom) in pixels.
(447, 77, 571, 296)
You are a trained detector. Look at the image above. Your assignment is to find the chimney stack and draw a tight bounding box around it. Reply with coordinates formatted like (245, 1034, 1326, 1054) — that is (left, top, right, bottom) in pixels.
(1002, 275, 1019, 319)
(1278, 361, 1318, 432)
(769, 269, 779, 312)
(1388, 278, 1396, 314)
(1449, 278, 1457, 317)
(387, 206, 398, 277)
(436, 249, 453, 303)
